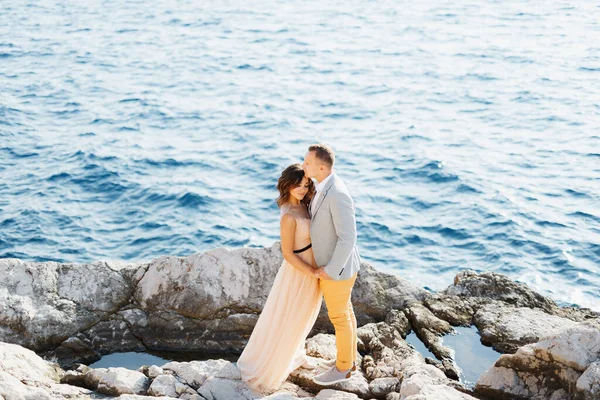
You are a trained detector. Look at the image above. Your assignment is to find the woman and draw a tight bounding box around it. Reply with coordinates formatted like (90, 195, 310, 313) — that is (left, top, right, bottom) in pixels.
(237, 163, 324, 394)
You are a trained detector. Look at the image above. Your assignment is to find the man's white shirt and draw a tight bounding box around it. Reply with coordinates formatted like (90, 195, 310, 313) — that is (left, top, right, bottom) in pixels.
(310, 171, 334, 216)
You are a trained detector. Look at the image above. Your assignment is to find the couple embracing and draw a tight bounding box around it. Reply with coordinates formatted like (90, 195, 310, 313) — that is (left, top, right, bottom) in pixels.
(237, 144, 362, 394)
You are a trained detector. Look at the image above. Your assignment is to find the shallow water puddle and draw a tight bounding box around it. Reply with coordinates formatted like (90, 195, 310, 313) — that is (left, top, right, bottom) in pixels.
(441, 326, 501, 386)
(406, 325, 501, 387)
(89, 352, 170, 370)
(405, 331, 437, 359)
(88, 349, 239, 369)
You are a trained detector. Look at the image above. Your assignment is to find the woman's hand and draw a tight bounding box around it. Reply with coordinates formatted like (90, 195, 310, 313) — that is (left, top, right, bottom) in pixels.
(313, 266, 325, 279)
(319, 269, 334, 280)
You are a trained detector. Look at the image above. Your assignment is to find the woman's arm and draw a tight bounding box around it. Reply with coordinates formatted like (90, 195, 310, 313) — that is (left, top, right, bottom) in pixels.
(280, 213, 323, 278)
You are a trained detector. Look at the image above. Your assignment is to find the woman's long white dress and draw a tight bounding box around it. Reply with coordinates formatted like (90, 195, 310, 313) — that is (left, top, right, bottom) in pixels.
(237, 205, 323, 394)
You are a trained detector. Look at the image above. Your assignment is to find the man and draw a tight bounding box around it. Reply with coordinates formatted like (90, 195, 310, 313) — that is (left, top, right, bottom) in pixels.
(302, 144, 361, 385)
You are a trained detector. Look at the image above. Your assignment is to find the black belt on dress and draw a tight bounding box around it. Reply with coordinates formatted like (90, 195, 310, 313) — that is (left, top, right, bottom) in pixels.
(293, 243, 312, 254)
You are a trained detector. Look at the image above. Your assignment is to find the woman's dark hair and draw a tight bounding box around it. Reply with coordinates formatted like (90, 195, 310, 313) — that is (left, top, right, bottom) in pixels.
(276, 163, 315, 208)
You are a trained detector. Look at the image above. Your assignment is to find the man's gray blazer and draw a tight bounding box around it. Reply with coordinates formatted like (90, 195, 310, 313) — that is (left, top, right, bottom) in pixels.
(309, 172, 361, 281)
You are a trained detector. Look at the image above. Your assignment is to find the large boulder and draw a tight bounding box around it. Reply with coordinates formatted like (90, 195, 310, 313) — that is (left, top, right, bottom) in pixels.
(474, 303, 581, 353)
(84, 367, 151, 396)
(1, 243, 429, 366)
(0, 258, 136, 351)
(475, 322, 600, 400)
(160, 359, 241, 390)
(442, 270, 597, 323)
(429, 270, 599, 356)
(0, 341, 95, 400)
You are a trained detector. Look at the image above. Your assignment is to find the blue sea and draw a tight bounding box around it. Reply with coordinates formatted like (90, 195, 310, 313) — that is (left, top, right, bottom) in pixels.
(1, 0, 599, 311)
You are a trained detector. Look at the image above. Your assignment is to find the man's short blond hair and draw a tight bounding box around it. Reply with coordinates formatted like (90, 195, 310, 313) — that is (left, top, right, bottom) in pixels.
(308, 144, 335, 168)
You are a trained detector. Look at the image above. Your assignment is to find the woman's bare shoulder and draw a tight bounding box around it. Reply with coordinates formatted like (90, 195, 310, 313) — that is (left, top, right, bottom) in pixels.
(280, 211, 297, 225)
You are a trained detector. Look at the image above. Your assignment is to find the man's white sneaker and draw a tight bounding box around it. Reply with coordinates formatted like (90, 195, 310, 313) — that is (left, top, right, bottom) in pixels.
(312, 365, 353, 386)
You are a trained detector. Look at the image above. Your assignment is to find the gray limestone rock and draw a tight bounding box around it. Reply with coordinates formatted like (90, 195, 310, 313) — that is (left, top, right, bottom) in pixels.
(84, 367, 150, 396)
(475, 322, 600, 400)
(474, 303, 581, 353)
(1, 250, 598, 400)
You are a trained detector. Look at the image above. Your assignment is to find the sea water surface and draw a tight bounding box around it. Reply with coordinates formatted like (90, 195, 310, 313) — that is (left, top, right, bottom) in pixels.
(1, 0, 599, 311)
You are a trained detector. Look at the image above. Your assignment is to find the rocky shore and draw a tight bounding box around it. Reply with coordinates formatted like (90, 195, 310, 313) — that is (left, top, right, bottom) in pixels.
(1, 243, 599, 399)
